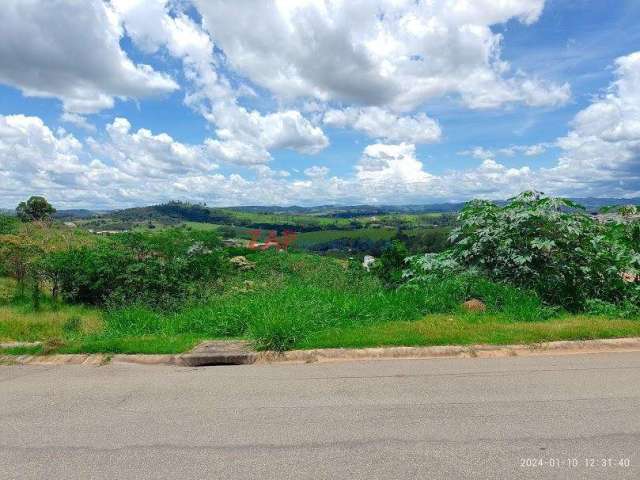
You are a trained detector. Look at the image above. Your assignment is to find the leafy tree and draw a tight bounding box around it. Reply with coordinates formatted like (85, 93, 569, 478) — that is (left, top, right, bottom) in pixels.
(0, 221, 93, 303)
(16, 196, 56, 222)
(0, 232, 40, 296)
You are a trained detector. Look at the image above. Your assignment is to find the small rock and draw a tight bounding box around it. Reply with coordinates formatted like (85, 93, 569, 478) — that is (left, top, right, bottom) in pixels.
(462, 298, 486, 313)
(230, 256, 256, 270)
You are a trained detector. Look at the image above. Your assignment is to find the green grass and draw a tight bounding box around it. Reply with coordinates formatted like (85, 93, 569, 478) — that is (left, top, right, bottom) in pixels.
(1, 249, 638, 355)
(181, 221, 221, 231)
(297, 314, 640, 349)
(293, 228, 396, 247)
(0, 302, 102, 343)
(0, 345, 44, 355)
(57, 335, 202, 354)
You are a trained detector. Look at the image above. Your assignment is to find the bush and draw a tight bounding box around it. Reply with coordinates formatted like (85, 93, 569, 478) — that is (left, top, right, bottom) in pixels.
(584, 299, 640, 318)
(39, 230, 226, 310)
(396, 227, 451, 254)
(371, 240, 409, 287)
(0, 214, 19, 235)
(604, 205, 640, 254)
(407, 192, 640, 311)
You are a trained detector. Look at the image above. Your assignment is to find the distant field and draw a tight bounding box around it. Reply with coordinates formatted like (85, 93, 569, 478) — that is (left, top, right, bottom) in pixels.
(292, 228, 397, 247)
(181, 221, 220, 231)
(226, 211, 355, 230)
(70, 202, 456, 235)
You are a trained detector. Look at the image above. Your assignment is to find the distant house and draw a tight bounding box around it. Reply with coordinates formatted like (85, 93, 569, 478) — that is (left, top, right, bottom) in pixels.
(63, 222, 77, 228)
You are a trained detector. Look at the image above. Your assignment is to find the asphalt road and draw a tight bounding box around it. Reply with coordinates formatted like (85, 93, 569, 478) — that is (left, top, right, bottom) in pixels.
(1, 353, 640, 479)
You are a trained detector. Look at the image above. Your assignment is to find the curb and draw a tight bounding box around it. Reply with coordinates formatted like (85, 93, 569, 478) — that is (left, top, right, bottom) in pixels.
(0, 353, 177, 366)
(257, 337, 640, 364)
(2, 337, 640, 367)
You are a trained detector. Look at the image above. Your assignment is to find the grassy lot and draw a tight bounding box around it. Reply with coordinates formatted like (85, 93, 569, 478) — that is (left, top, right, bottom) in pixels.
(1, 251, 639, 355)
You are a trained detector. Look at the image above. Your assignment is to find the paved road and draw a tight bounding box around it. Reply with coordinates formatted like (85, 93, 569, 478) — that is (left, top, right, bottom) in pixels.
(1, 353, 640, 479)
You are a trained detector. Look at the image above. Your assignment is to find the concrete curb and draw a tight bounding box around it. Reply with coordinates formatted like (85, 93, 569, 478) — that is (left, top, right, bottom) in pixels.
(2, 337, 640, 367)
(257, 337, 640, 364)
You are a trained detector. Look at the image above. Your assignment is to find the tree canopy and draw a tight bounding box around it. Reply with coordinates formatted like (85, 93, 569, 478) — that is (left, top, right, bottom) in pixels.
(16, 196, 56, 222)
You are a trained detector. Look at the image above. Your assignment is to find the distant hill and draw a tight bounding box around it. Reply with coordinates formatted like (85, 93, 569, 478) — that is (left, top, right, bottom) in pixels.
(222, 197, 640, 216)
(105, 202, 235, 224)
(36, 196, 640, 222)
(225, 203, 466, 217)
(569, 198, 640, 212)
(54, 209, 101, 219)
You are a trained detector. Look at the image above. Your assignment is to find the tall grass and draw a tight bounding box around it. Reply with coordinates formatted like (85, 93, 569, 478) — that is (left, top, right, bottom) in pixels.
(99, 250, 556, 351)
(5, 250, 630, 354)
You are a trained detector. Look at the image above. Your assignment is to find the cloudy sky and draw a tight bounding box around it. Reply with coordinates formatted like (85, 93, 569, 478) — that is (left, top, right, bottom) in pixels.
(0, 0, 639, 208)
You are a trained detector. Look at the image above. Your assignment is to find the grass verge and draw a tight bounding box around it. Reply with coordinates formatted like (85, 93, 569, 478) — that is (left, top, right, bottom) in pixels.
(1, 251, 638, 354)
(297, 314, 640, 349)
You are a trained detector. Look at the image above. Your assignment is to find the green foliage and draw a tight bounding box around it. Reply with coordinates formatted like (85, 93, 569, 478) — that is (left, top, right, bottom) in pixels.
(584, 299, 640, 318)
(297, 314, 640, 350)
(408, 191, 639, 311)
(38, 229, 226, 310)
(397, 227, 451, 253)
(62, 316, 82, 336)
(371, 240, 409, 286)
(402, 272, 555, 321)
(0, 215, 19, 235)
(3, 192, 639, 354)
(604, 205, 640, 254)
(88, 250, 553, 351)
(16, 196, 56, 222)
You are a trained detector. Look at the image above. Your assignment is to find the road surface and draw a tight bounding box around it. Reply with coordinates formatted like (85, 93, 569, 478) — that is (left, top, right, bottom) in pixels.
(1, 352, 640, 479)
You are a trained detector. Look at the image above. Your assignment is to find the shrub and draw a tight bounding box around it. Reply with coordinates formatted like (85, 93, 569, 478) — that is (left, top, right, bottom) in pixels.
(39, 230, 226, 310)
(371, 240, 409, 287)
(604, 205, 640, 254)
(407, 192, 639, 311)
(0, 214, 19, 235)
(584, 299, 640, 318)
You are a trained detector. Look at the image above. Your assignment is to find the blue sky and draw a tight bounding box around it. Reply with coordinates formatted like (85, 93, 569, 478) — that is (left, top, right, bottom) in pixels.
(0, 0, 639, 208)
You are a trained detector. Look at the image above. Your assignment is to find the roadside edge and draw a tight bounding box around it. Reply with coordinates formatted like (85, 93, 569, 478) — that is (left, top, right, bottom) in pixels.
(2, 337, 640, 366)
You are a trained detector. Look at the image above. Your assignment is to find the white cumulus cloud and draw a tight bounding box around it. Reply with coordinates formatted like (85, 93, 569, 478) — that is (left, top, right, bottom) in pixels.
(0, 0, 178, 114)
(324, 107, 441, 143)
(193, 0, 569, 111)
